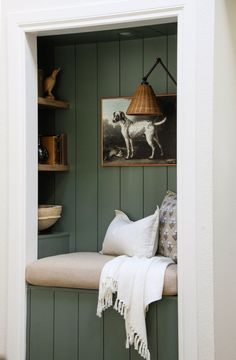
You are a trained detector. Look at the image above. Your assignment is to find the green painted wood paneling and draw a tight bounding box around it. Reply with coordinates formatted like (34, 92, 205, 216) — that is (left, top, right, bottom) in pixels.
(143, 36, 169, 217)
(168, 167, 177, 192)
(97, 41, 120, 250)
(38, 109, 55, 206)
(38, 172, 55, 205)
(39, 23, 177, 47)
(167, 34, 177, 192)
(54, 290, 78, 360)
(38, 232, 70, 259)
(26, 288, 31, 360)
(120, 39, 144, 219)
(120, 39, 143, 96)
(37, 41, 55, 80)
(104, 307, 129, 360)
(38, 109, 55, 136)
(97, 169, 120, 250)
(143, 167, 167, 216)
(29, 288, 54, 360)
(167, 34, 177, 94)
(146, 302, 158, 359)
(78, 292, 103, 360)
(157, 296, 178, 360)
(76, 43, 98, 251)
(35, 32, 178, 360)
(120, 167, 144, 219)
(144, 36, 168, 94)
(130, 347, 142, 359)
(97, 41, 120, 98)
(54, 45, 77, 252)
(28, 287, 178, 360)
(37, 33, 177, 262)
(38, 42, 56, 209)
(130, 302, 158, 360)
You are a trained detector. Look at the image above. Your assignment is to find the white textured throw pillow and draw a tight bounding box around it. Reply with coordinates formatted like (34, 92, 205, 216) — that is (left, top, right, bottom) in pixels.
(101, 207, 160, 258)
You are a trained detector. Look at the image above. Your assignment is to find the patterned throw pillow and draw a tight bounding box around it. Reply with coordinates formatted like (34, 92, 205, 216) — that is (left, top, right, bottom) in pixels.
(158, 191, 177, 262)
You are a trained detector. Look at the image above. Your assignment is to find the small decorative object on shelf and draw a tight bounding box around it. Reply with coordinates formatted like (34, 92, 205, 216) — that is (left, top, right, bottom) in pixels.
(44, 68, 60, 100)
(40, 134, 67, 166)
(38, 135, 49, 164)
(38, 205, 62, 232)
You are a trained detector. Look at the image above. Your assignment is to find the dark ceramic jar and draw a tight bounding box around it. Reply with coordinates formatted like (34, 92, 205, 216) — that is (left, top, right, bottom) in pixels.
(38, 135, 49, 164)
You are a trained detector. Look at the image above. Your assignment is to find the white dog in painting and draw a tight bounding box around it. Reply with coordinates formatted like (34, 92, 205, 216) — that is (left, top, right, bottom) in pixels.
(112, 111, 167, 159)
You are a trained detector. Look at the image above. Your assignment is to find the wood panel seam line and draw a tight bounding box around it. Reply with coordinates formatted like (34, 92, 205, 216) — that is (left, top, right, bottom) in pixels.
(119, 39, 121, 210)
(77, 291, 80, 360)
(52, 46, 56, 205)
(167, 35, 169, 93)
(142, 38, 145, 218)
(28, 288, 31, 360)
(142, 37, 144, 78)
(102, 305, 105, 360)
(119, 39, 121, 98)
(76, 44, 79, 252)
(53, 289, 55, 360)
(76, 44, 80, 252)
(155, 303, 158, 359)
(142, 167, 144, 218)
(97, 42, 100, 252)
(96, 42, 99, 252)
(74, 43, 77, 253)
(166, 36, 169, 193)
(166, 166, 169, 191)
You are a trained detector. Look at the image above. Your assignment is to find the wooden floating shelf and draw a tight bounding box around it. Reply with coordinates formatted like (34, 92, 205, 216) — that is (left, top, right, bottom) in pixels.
(38, 232, 70, 239)
(38, 97, 69, 109)
(38, 164, 69, 172)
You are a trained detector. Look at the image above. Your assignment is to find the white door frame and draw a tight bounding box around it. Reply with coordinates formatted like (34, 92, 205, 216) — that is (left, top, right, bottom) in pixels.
(6, 1, 215, 360)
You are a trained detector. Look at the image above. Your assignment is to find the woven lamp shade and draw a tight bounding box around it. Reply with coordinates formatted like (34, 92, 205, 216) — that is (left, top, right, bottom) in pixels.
(126, 83, 162, 116)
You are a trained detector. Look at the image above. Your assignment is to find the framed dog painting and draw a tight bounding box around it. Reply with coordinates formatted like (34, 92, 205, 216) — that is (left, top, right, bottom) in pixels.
(101, 94, 176, 167)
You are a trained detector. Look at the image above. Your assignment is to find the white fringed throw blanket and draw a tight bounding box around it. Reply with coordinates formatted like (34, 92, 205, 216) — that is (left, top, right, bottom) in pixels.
(97, 255, 174, 360)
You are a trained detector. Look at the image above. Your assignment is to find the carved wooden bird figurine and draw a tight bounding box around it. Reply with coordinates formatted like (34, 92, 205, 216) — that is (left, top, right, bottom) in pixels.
(44, 68, 60, 100)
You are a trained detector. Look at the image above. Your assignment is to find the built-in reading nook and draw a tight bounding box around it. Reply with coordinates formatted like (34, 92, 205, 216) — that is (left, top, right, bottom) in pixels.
(26, 22, 178, 360)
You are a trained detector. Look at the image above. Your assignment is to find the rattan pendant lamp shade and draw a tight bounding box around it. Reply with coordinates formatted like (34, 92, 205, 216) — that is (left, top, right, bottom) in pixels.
(126, 82, 162, 116)
(126, 57, 177, 116)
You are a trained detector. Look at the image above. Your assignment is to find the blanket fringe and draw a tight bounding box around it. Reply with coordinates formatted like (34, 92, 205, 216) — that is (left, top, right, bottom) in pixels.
(113, 298, 150, 360)
(114, 297, 127, 317)
(96, 277, 117, 317)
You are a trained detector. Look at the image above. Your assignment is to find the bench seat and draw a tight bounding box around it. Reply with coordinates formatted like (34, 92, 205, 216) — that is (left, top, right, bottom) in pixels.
(26, 252, 177, 295)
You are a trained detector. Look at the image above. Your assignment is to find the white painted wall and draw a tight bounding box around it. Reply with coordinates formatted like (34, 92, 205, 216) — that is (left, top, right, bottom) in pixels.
(213, 0, 236, 359)
(4, 0, 99, 12)
(1, 0, 236, 359)
(0, 0, 8, 357)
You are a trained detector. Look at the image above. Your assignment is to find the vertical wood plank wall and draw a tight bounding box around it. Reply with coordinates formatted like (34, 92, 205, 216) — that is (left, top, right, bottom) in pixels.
(52, 34, 177, 252)
(34, 35, 178, 360)
(27, 287, 178, 360)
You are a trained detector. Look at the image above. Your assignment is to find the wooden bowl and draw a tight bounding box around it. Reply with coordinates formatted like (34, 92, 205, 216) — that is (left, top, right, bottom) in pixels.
(38, 205, 62, 218)
(38, 215, 61, 232)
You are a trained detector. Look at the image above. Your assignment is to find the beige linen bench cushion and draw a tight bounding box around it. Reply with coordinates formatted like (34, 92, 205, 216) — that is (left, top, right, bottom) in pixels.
(26, 252, 177, 296)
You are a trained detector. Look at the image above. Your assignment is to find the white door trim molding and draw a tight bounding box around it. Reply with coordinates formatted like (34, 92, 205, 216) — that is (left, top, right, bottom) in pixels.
(6, 1, 215, 360)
